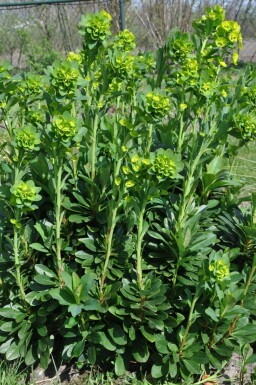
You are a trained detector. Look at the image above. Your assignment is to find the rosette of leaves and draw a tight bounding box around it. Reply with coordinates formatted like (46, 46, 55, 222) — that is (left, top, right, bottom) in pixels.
(78, 10, 112, 49)
(10, 180, 41, 211)
(112, 273, 171, 373)
(15, 126, 40, 151)
(217, 195, 256, 263)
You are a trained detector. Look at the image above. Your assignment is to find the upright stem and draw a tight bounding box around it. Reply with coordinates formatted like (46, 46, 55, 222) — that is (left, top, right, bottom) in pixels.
(179, 291, 199, 356)
(136, 208, 146, 290)
(91, 111, 99, 180)
(13, 223, 26, 302)
(54, 157, 64, 280)
(100, 206, 118, 299)
(146, 124, 154, 154)
(99, 158, 123, 299)
(177, 114, 185, 153)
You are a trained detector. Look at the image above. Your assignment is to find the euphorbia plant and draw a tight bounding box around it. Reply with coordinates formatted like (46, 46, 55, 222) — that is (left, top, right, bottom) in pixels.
(1, 5, 256, 382)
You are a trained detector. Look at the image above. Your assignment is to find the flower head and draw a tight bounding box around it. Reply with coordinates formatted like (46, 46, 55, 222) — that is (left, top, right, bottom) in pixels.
(144, 92, 170, 120)
(150, 149, 183, 181)
(78, 10, 112, 46)
(15, 126, 40, 150)
(10, 180, 41, 210)
(67, 51, 82, 64)
(234, 112, 256, 141)
(113, 29, 136, 51)
(52, 113, 77, 142)
(209, 260, 229, 281)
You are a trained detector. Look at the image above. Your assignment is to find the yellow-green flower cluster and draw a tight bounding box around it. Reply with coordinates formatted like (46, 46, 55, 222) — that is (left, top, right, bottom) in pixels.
(150, 149, 183, 181)
(134, 52, 156, 77)
(113, 29, 136, 51)
(235, 112, 256, 141)
(209, 259, 229, 281)
(51, 60, 79, 96)
(122, 154, 152, 189)
(108, 78, 123, 94)
(145, 92, 170, 120)
(193, 5, 225, 30)
(10, 180, 41, 209)
(67, 51, 82, 64)
(168, 33, 193, 61)
(181, 58, 199, 79)
(215, 20, 242, 49)
(78, 10, 112, 46)
(25, 74, 43, 95)
(27, 110, 45, 126)
(242, 86, 256, 106)
(15, 126, 40, 151)
(52, 113, 77, 142)
(111, 52, 135, 79)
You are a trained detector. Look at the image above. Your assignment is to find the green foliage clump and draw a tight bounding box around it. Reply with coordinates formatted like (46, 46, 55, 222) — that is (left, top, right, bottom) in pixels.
(1, 7, 256, 384)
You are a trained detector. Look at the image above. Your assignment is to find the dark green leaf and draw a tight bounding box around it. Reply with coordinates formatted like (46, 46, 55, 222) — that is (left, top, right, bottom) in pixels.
(115, 354, 126, 376)
(132, 340, 149, 363)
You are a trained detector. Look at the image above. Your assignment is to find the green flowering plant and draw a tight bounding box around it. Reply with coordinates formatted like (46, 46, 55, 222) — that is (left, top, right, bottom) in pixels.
(1, 6, 256, 384)
(166, 30, 193, 61)
(26, 109, 45, 126)
(134, 52, 156, 77)
(66, 51, 83, 64)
